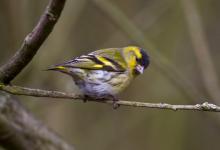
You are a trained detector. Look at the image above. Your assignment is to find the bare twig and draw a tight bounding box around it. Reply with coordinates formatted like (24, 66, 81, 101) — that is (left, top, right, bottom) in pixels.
(181, 0, 220, 103)
(0, 0, 66, 84)
(0, 84, 83, 100)
(0, 84, 219, 112)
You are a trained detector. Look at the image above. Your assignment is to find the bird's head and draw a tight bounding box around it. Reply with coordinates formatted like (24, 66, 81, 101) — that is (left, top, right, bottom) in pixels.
(123, 46, 150, 75)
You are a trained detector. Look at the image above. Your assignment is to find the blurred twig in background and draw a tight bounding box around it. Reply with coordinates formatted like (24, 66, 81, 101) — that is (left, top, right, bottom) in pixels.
(181, 0, 220, 104)
(102, 1, 172, 49)
(92, 0, 202, 101)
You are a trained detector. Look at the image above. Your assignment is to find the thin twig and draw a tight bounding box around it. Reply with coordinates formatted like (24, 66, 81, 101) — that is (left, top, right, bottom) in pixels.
(0, 0, 66, 84)
(0, 84, 219, 112)
(0, 84, 83, 100)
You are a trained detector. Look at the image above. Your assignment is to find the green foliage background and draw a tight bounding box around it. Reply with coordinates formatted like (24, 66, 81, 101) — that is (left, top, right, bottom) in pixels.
(0, 0, 220, 150)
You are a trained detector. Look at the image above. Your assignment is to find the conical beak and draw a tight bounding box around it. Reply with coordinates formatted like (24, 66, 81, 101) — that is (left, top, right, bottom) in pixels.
(136, 65, 144, 74)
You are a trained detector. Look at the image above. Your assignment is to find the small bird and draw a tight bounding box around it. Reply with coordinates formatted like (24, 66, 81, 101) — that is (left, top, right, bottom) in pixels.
(47, 46, 149, 108)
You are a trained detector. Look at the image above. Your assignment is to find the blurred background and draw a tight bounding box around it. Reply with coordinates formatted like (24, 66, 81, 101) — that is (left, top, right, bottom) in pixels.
(1, 0, 220, 149)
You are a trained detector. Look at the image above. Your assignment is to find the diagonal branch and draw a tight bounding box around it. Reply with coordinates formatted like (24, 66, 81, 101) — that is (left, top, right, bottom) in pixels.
(0, 0, 75, 150)
(0, 0, 66, 84)
(1, 84, 220, 112)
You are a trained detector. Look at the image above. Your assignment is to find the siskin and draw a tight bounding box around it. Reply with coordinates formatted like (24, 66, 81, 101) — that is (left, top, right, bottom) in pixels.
(47, 46, 149, 108)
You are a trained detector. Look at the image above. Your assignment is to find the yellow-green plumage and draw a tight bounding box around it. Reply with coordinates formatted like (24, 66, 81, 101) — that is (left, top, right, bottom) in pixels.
(47, 46, 149, 101)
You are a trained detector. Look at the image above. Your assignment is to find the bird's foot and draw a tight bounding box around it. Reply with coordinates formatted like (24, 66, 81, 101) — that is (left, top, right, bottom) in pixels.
(83, 95, 90, 103)
(112, 100, 120, 109)
(105, 95, 120, 109)
(83, 94, 120, 109)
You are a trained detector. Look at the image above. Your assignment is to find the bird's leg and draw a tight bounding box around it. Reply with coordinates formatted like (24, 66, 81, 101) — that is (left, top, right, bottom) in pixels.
(83, 95, 90, 103)
(103, 95, 120, 109)
(83, 94, 120, 109)
(112, 96, 120, 109)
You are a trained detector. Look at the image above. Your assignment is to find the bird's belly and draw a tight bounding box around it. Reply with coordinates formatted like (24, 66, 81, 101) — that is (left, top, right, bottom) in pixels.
(72, 69, 131, 97)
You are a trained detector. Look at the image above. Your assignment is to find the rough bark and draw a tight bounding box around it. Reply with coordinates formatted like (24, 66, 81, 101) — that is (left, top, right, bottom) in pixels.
(0, 92, 74, 150)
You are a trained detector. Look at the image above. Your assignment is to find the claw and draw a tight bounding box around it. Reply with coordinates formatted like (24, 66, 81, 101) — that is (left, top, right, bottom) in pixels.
(113, 101, 120, 109)
(111, 96, 120, 109)
(83, 94, 120, 109)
